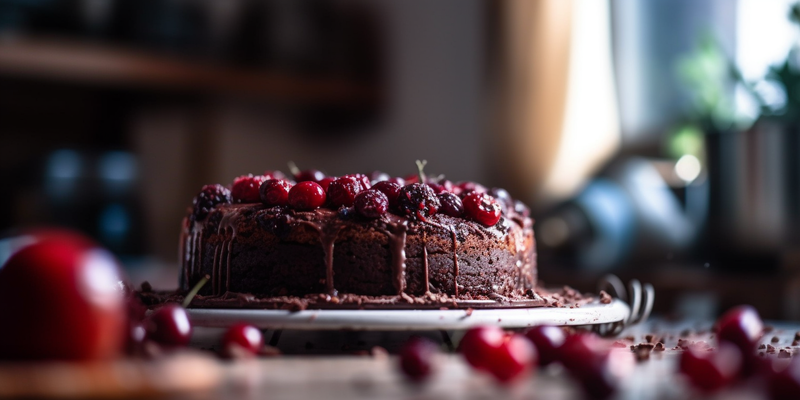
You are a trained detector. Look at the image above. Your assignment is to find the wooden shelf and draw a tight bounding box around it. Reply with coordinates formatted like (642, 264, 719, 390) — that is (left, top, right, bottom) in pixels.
(0, 36, 378, 105)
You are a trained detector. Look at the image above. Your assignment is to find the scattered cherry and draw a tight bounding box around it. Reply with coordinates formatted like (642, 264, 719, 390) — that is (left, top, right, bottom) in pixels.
(327, 176, 363, 208)
(458, 325, 505, 370)
(232, 174, 268, 203)
(193, 184, 232, 220)
(295, 169, 325, 183)
(437, 192, 464, 217)
(766, 358, 800, 400)
(558, 333, 609, 374)
(342, 173, 371, 191)
(354, 189, 389, 218)
(372, 181, 402, 208)
(679, 341, 742, 393)
(259, 179, 293, 207)
(462, 192, 502, 226)
(397, 183, 440, 221)
(524, 325, 566, 366)
(716, 305, 764, 354)
(578, 348, 634, 399)
(484, 333, 537, 383)
(221, 323, 264, 358)
(145, 303, 192, 347)
(288, 181, 326, 210)
(399, 337, 439, 382)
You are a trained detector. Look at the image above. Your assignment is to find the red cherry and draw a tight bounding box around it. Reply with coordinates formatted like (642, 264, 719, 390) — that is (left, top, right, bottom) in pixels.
(295, 169, 325, 183)
(231, 174, 268, 203)
(288, 181, 326, 210)
(221, 323, 264, 357)
(457, 181, 487, 195)
(0, 233, 126, 361)
(372, 181, 402, 209)
(386, 177, 406, 186)
(399, 337, 439, 382)
(354, 189, 389, 218)
(318, 176, 336, 191)
(767, 358, 800, 400)
(327, 176, 363, 208)
(403, 174, 419, 184)
(462, 192, 502, 226)
(558, 333, 609, 373)
(369, 170, 391, 184)
(484, 333, 537, 383)
(426, 183, 447, 194)
(145, 303, 192, 347)
(679, 342, 742, 392)
(458, 325, 505, 370)
(437, 192, 464, 217)
(524, 325, 566, 366)
(263, 170, 287, 180)
(716, 305, 764, 354)
(259, 179, 293, 207)
(578, 348, 634, 399)
(342, 173, 371, 191)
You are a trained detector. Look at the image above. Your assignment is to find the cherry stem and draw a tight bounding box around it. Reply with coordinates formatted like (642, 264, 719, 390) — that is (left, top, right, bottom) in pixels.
(415, 160, 427, 184)
(182, 274, 210, 308)
(287, 161, 300, 176)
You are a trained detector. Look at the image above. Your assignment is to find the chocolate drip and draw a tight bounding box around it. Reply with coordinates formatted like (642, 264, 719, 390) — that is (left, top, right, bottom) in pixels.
(450, 226, 459, 297)
(386, 219, 409, 294)
(211, 243, 221, 295)
(422, 234, 430, 294)
(226, 236, 233, 293)
(299, 220, 341, 296)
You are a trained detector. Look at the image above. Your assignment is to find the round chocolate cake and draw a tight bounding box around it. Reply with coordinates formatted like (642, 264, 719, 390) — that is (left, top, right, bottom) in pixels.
(178, 170, 536, 308)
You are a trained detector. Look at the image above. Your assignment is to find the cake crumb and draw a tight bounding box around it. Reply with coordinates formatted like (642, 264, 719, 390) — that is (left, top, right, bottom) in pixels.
(654, 342, 665, 352)
(767, 344, 777, 354)
(772, 336, 780, 343)
(599, 290, 612, 304)
(645, 334, 655, 343)
(779, 349, 792, 359)
(759, 344, 767, 350)
(464, 308, 473, 317)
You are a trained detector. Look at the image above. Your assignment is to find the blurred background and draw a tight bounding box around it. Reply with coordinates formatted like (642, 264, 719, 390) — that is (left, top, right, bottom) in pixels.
(1, 0, 799, 319)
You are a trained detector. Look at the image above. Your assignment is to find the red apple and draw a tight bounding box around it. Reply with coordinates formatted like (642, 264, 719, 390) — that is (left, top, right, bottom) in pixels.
(0, 230, 126, 361)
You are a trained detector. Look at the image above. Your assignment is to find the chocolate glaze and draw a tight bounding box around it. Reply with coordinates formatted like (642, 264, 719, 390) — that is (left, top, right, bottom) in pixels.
(179, 195, 535, 304)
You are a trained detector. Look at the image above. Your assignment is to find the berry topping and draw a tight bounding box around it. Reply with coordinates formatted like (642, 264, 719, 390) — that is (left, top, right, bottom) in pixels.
(403, 174, 420, 184)
(457, 181, 487, 195)
(397, 183, 440, 221)
(259, 179, 293, 207)
(426, 183, 447, 194)
(524, 325, 566, 366)
(386, 177, 406, 186)
(459, 325, 505, 370)
(327, 176, 364, 208)
(399, 337, 439, 382)
(263, 170, 287, 180)
(372, 181, 402, 208)
(193, 184, 232, 220)
(354, 189, 389, 218)
(295, 169, 326, 183)
(462, 192, 502, 226)
(221, 323, 264, 358)
(437, 192, 464, 217)
(342, 173, 371, 191)
(232, 175, 268, 203)
(288, 181, 326, 210)
(318, 176, 336, 191)
(145, 303, 192, 347)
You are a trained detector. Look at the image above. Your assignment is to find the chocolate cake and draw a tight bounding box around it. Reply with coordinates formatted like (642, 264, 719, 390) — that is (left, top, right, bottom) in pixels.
(178, 170, 536, 307)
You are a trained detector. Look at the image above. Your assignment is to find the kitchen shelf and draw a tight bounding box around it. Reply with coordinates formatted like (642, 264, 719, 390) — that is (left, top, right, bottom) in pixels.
(0, 36, 379, 105)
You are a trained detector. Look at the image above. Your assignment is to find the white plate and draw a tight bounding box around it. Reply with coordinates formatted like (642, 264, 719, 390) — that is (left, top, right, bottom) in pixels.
(187, 299, 629, 331)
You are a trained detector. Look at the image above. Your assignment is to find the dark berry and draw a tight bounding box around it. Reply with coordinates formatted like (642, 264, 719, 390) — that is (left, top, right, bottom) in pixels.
(232, 175, 268, 203)
(193, 184, 232, 220)
(459, 325, 505, 370)
(318, 176, 336, 191)
(372, 181, 402, 208)
(485, 333, 537, 383)
(259, 179, 293, 206)
(457, 181, 487, 196)
(145, 304, 192, 346)
(327, 176, 363, 207)
(369, 170, 390, 184)
(221, 323, 264, 358)
(679, 342, 742, 392)
(295, 169, 325, 183)
(397, 183, 440, 221)
(354, 189, 389, 218)
(437, 192, 464, 217)
(288, 181, 326, 210)
(717, 305, 764, 354)
(524, 325, 566, 366)
(342, 173, 371, 191)
(463, 192, 501, 226)
(399, 337, 438, 382)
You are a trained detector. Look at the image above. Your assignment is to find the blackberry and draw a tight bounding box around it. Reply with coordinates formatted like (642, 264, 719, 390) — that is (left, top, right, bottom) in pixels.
(193, 184, 232, 220)
(397, 183, 440, 221)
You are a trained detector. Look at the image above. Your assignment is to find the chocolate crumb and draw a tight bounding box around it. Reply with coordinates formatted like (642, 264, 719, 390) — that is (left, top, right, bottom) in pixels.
(764, 325, 775, 333)
(759, 344, 767, 350)
(635, 347, 650, 362)
(767, 345, 777, 354)
(772, 336, 780, 343)
(465, 308, 473, 317)
(623, 336, 635, 342)
(779, 349, 792, 359)
(612, 341, 627, 348)
(677, 339, 693, 349)
(645, 334, 655, 343)
(599, 290, 612, 304)
(633, 343, 655, 352)
(654, 342, 665, 352)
